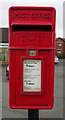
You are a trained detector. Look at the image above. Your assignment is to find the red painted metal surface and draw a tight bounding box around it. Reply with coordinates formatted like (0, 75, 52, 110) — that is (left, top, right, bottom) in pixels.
(9, 7, 56, 109)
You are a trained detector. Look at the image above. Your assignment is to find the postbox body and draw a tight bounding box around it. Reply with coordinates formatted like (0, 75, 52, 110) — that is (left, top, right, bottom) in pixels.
(9, 7, 56, 109)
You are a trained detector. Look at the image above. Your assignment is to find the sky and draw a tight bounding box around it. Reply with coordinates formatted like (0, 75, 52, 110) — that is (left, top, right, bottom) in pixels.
(0, 0, 65, 38)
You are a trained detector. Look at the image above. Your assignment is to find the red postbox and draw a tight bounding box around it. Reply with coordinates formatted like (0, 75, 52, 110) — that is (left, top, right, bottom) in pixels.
(9, 7, 56, 109)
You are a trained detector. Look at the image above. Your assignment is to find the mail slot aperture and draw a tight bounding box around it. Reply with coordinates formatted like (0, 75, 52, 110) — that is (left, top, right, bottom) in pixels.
(11, 25, 53, 47)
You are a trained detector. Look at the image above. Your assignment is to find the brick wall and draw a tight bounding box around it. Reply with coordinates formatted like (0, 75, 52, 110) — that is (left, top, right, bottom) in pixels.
(55, 38, 65, 58)
(0, 28, 8, 43)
